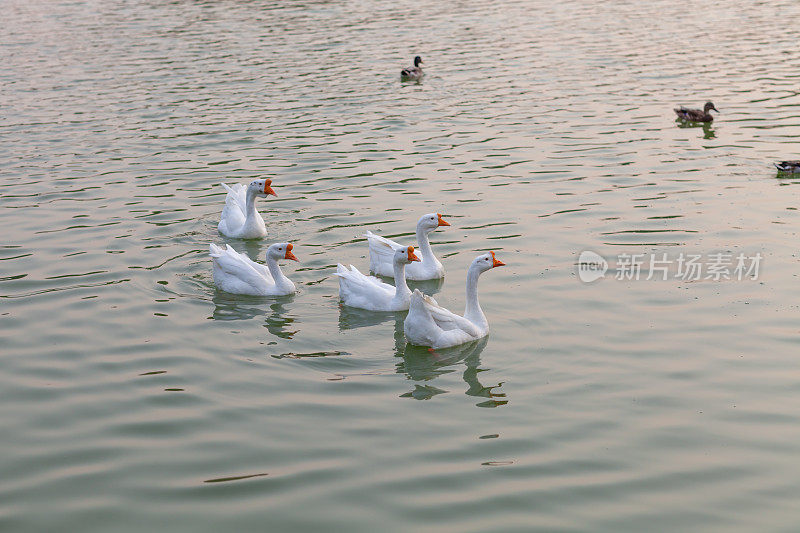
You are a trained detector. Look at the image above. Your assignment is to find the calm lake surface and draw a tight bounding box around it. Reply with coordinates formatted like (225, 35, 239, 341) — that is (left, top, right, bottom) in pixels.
(3, 0, 800, 530)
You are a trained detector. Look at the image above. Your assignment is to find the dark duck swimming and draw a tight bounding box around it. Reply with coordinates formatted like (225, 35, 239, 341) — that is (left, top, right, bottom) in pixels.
(401, 56, 424, 81)
(674, 101, 719, 123)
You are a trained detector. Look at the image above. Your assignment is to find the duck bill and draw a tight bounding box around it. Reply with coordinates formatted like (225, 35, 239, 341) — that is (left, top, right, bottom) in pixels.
(264, 179, 277, 196)
(407, 246, 420, 262)
(285, 243, 299, 261)
(436, 213, 450, 227)
(490, 251, 505, 267)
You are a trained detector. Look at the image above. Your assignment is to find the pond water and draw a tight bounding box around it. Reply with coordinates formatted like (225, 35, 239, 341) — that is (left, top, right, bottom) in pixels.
(2, 0, 800, 530)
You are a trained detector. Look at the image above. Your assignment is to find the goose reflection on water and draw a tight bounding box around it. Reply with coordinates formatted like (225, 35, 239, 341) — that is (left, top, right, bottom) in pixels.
(337, 306, 506, 406)
(406, 276, 444, 296)
(211, 293, 298, 339)
(337, 305, 406, 333)
(399, 337, 507, 407)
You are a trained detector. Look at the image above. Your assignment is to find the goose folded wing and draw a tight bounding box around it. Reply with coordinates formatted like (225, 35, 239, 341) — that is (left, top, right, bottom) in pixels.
(214, 245, 273, 285)
(221, 183, 247, 213)
(420, 294, 481, 337)
(365, 231, 402, 260)
(337, 264, 393, 292)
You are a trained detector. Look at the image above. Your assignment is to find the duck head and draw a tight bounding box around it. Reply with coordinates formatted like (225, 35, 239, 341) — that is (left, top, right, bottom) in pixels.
(249, 179, 277, 197)
(418, 212, 450, 233)
(414, 56, 423, 67)
(704, 101, 719, 114)
(268, 242, 298, 262)
(472, 251, 505, 273)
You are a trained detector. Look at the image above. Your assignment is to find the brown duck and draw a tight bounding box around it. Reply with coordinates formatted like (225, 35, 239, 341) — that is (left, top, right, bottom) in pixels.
(775, 161, 800, 173)
(674, 101, 719, 122)
(401, 56, 424, 81)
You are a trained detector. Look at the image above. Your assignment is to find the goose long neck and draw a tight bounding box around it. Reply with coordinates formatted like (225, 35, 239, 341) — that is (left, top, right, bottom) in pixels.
(463, 264, 486, 327)
(266, 256, 291, 289)
(416, 225, 435, 262)
(393, 259, 411, 298)
(244, 188, 258, 221)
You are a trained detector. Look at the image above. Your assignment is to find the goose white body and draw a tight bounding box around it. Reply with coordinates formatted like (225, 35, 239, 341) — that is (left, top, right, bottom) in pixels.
(366, 213, 449, 281)
(210, 242, 296, 296)
(218, 180, 276, 239)
(337, 246, 420, 311)
(404, 252, 504, 349)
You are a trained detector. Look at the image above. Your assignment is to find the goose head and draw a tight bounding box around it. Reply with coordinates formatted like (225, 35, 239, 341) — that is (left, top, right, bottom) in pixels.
(267, 242, 298, 262)
(414, 56, 423, 67)
(472, 251, 505, 273)
(249, 179, 277, 197)
(704, 101, 719, 114)
(418, 212, 450, 233)
(394, 245, 420, 265)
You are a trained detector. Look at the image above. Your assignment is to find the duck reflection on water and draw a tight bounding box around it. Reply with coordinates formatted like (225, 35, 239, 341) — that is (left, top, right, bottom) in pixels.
(675, 120, 716, 140)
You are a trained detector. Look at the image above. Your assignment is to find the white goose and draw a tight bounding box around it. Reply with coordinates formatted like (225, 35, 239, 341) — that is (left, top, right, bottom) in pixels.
(217, 179, 277, 239)
(404, 251, 505, 349)
(209, 242, 298, 296)
(336, 244, 421, 311)
(365, 213, 450, 280)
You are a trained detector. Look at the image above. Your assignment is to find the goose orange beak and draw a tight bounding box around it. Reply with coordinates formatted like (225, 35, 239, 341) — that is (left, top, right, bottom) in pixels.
(284, 243, 298, 261)
(490, 251, 504, 267)
(264, 179, 277, 197)
(437, 213, 450, 227)
(407, 245, 420, 262)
